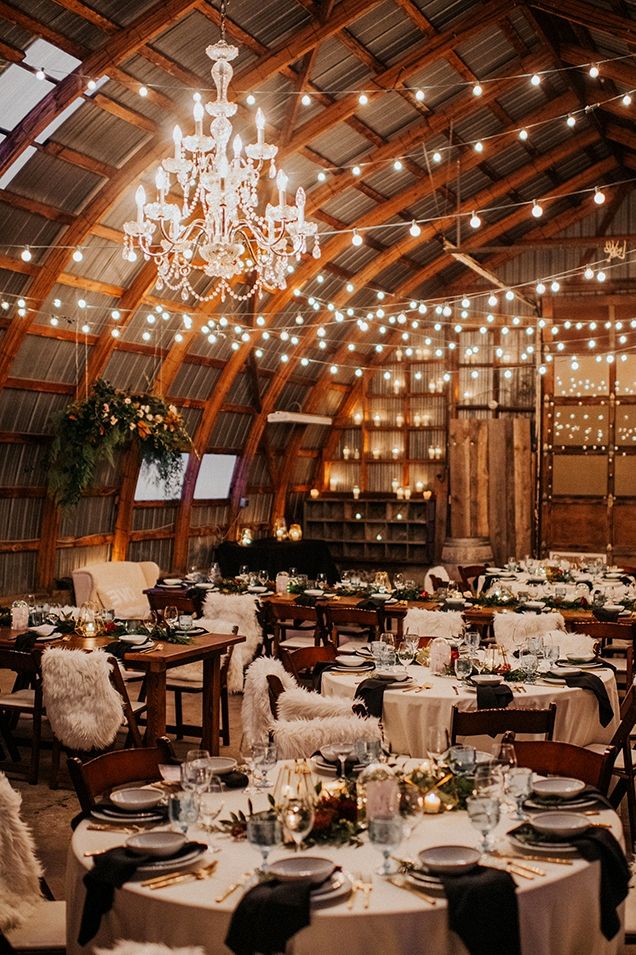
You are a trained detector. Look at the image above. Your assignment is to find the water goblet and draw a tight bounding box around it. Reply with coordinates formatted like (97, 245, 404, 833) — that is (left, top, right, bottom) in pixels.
(368, 817, 403, 875)
(508, 767, 533, 819)
(168, 791, 199, 834)
(448, 744, 476, 775)
(316, 572, 327, 589)
(397, 641, 415, 674)
(186, 748, 210, 762)
(527, 634, 544, 658)
(240, 741, 264, 794)
(198, 778, 225, 842)
(253, 742, 277, 789)
(177, 613, 193, 632)
(355, 739, 382, 765)
(280, 797, 315, 852)
(393, 573, 405, 590)
(472, 763, 501, 798)
(238, 564, 250, 581)
(258, 569, 269, 587)
(466, 794, 500, 852)
(380, 631, 395, 649)
(208, 562, 221, 583)
(181, 757, 213, 795)
(247, 814, 283, 872)
(519, 652, 539, 684)
(465, 629, 480, 653)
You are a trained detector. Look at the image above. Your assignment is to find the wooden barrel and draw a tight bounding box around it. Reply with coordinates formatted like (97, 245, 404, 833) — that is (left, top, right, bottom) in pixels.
(441, 536, 494, 569)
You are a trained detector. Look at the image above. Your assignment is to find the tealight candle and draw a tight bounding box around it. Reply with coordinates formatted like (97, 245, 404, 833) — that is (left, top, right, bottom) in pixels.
(310, 488, 319, 499)
(415, 480, 424, 493)
(391, 478, 399, 492)
(352, 485, 361, 500)
(424, 791, 441, 814)
(342, 446, 351, 460)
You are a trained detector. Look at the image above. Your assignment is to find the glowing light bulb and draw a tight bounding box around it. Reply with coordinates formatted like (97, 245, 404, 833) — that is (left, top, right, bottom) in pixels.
(530, 73, 541, 86)
(566, 114, 576, 128)
(469, 211, 481, 229)
(301, 94, 311, 106)
(139, 85, 148, 97)
(246, 94, 256, 105)
(352, 230, 363, 246)
(317, 171, 326, 181)
(432, 151, 442, 163)
(474, 140, 484, 153)
(393, 159, 403, 171)
(594, 186, 606, 205)
(358, 93, 368, 105)
(409, 220, 421, 237)
(584, 266, 594, 280)
(532, 199, 543, 218)
(519, 128, 528, 140)
(21, 247, 32, 262)
(622, 93, 632, 106)
(472, 83, 483, 96)
(35, 68, 45, 80)
(597, 270, 606, 282)
(551, 280, 560, 293)
(415, 89, 425, 101)
(536, 282, 546, 295)
(352, 165, 361, 176)
(72, 248, 83, 262)
(589, 64, 599, 78)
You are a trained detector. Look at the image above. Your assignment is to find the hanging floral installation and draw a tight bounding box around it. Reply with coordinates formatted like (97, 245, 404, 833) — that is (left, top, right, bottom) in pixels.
(47, 379, 193, 508)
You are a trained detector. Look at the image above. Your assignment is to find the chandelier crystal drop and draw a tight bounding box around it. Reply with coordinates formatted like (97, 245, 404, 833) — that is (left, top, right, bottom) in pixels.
(123, 6, 320, 303)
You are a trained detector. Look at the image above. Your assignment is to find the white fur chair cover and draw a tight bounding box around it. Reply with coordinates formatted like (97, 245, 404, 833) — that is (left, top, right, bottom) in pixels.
(403, 608, 464, 639)
(41, 648, 124, 750)
(0, 772, 43, 933)
(273, 715, 381, 759)
(241, 656, 297, 743)
(493, 612, 565, 652)
(277, 686, 358, 721)
(200, 592, 263, 693)
(95, 943, 205, 955)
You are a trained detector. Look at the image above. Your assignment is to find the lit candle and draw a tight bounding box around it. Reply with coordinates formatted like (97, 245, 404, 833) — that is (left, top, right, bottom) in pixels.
(396, 487, 405, 500)
(352, 485, 360, 500)
(415, 480, 424, 493)
(373, 414, 381, 427)
(404, 486, 412, 500)
(310, 488, 319, 499)
(353, 411, 363, 426)
(413, 413, 421, 428)
(391, 447, 400, 460)
(372, 448, 381, 460)
(173, 124, 182, 159)
(342, 446, 351, 460)
(255, 108, 265, 146)
(135, 184, 145, 224)
(193, 100, 204, 136)
(391, 478, 399, 492)
(424, 791, 441, 814)
(277, 169, 288, 208)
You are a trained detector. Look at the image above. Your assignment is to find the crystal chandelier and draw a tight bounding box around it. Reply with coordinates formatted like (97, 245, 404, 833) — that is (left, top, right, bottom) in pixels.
(123, 1, 320, 303)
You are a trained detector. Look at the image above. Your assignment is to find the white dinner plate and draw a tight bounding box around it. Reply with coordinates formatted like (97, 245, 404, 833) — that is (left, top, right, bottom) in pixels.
(531, 812, 589, 838)
(247, 586, 269, 593)
(311, 757, 364, 776)
(406, 871, 447, 894)
(556, 660, 602, 670)
(157, 584, 183, 589)
(508, 833, 579, 855)
(268, 856, 335, 884)
(36, 633, 63, 642)
(304, 589, 324, 597)
(91, 806, 166, 824)
(310, 873, 353, 905)
(330, 663, 375, 673)
(134, 843, 207, 874)
(523, 794, 599, 812)
(194, 583, 216, 590)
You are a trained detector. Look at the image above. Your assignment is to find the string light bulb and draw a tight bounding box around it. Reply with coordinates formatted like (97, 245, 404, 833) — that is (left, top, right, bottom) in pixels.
(246, 93, 256, 105)
(393, 159, 403, 171)
(519, 128, 528, 140)
(584, 266, 594, 280)
(21, 247, 32, 262)
(469, 211, 481, 229)
(358, 93, 368, 105)
(589, 64, 599, 78)
(566, 114, 576, 128)
(72, 248, 83, 262)
(409, 219, 421, 237)
(432, 151, 442, 163)
(531, 199, 543, 218)
(415, 89, 425, 101)
(593, 186, 606, 205)
(474, 140, 484, 153)
(351, 229, 363, 246)
(472, 83, 483, 96)
(301, 94, 311, 106)
(139, 85, 148, 97)
(622, 93, 632, 106)
(352, 165, 361, 176)
(530, 73, 541, 86)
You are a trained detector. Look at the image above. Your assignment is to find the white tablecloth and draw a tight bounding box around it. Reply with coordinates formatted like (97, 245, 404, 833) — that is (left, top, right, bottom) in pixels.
(66, 766, 624, 955)
(322, 665, 619, 756)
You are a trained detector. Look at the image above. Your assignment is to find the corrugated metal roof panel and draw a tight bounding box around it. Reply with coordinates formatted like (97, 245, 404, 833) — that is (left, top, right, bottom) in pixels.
(11, 335, 78, 383)
(226, 0, 311, 47)
(311, 36, 373, 92)
(0, 388, 67, 432)
(59, 496, 116, 536)
(102, 350, 160, 389)
(170, 361, 221, 400)
(0, 496, 42, 540)
(208, 411, 252, 449)
(10, 0, 103, 48)
(128, 537, 173, 570)
(51, 97, 149, 168)
(8, 149, 102, 213)
(132, 505, 177, 532)
(56, 545, 112, 581)
(153, 10, 257, 75)
(0, 442, 45, 486)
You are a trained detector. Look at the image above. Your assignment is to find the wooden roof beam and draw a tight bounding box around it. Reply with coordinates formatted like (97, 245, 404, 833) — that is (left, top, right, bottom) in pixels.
(528, 0, 636, 43)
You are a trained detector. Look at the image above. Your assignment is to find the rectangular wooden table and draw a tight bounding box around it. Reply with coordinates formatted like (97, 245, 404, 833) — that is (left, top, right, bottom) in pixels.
(0, 629, 244, 755)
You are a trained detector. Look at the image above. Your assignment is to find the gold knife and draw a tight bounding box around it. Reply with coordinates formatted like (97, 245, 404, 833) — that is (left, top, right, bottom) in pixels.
(500, 851, 573, 865)
(215, 871, 253, 903)
(387, 876, 437, 905)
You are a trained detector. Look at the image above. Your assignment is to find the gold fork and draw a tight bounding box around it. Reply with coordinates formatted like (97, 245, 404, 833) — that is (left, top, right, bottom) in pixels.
(215, 871, 253, 903)
(142, 860, 218, 889)
(359, 873, 373, 908)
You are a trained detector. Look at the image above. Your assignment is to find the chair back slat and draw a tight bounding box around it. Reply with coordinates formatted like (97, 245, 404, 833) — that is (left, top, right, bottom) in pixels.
(450, 703, 557, 744)
(67, 737, 176, 812)
(512, 739, 617, 794)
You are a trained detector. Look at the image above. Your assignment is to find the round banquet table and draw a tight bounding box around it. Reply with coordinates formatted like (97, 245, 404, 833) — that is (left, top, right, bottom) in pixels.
(321, 664, 620, 756)
(66, 764, 624, 955)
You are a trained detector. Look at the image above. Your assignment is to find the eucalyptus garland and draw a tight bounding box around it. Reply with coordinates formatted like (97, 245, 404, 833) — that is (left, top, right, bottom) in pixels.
(47, 379, 193, 508)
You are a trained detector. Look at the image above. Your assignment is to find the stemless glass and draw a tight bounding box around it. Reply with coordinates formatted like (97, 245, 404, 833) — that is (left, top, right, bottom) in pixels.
(168, 791, 199, 834)
(258, 569, 269, 587)
(454, 654, 472, 683)
(247, 814, 282, 872)
(280, 797, 315, 851)
(466, 794, 500, 852)
(508, 767, 533, 819)
(177, 612, 193, 632)
(368, 817, 403, 874)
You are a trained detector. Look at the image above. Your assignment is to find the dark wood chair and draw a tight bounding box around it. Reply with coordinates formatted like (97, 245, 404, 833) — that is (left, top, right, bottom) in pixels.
(165, 635, 236, 746)
(450, 703, 557, 744)
(513, 739, 617, 794)
(266, 674, 285, 719)
(600, 681, 636, 843)
(48, 654, 147, 789)
(0, 647, 44, 785)
(67, 736, 177, 813)
(268, 601, 325, 655)
(458, 564, 488, 595)
(278, 644, 337, 688)
(323, 603, 405, 647)
(568, 620, 635, 697)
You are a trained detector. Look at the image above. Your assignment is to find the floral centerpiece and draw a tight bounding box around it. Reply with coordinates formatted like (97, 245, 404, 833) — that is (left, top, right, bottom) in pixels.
(47, 379, 193, 508)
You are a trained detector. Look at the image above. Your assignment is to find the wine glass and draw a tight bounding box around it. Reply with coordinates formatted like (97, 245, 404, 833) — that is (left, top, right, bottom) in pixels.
(393, 573, 405, 590)
(330, 741, 355, 778)
(168, 791, 199, 834)
(163, 604, 178, 630)
(368, 817, 403, 874)
(472, 764, 502, 798)
(208, 562, 221, 583)
(464, 629, 480, 653)
(238, 564, 250, 581)
(247, 814, 283, 872)
(508, 768, 533, 819)
(258, 569, 269, 587)
(240, 741, 263, 794)
(316, 572, 327, 590)
(280, 797, 315, 852)
(426, 727, 448, 767)
(380, 631, 395, 649)
(186, 748, 210, 762)
(181, 757, 213, 795)
(198, 778, 225, 843)
(253, 742, 277, 789)
(397, 641, 415, 674)
(454, 654, 472, 683)
(466, 794, 500, 852)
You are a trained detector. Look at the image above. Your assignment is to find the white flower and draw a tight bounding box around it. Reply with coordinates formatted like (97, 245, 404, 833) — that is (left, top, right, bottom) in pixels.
(110, 416, 118, 425)
(124, 397, 131, 405)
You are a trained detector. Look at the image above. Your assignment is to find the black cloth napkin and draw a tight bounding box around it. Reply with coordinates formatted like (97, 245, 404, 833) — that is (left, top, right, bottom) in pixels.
(354, 676, 401, 717)
(562, 672, 614, 727)
(102, 639, 129, 660)
(224, 771, 249, 789)
(570, 828, 629, 940)
(311, 660, 340, 691)
(439, 865, 520, 955)
(225, 878, 312, 955)
(78, 841, 205, 945)
(476, 684, 514, 711)
(14, 631, 39, 652)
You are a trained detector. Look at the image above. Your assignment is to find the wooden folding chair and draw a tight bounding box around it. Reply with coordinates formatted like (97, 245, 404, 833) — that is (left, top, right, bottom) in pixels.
(568, 620, 635, 698)
(268, 601, 325, 655)
(0, 647, 44, 785)
(323, 604, 394, 648)
(458, 564, 488, 595)
(450, 703, 557, 744)
(512, 739, 617, 794)
(66, 736, 177, 813)
(278, 644, 337, 687)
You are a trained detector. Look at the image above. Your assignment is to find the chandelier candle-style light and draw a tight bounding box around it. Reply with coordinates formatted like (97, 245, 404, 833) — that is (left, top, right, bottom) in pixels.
(124, 3, 320, 303)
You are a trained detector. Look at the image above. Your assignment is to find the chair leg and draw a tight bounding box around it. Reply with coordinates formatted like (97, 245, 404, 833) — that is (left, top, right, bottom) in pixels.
(174, 690, 184, 740)
(220, 686, 230, 746)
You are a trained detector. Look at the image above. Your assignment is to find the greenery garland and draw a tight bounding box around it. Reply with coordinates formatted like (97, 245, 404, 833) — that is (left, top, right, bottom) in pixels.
(47, 379, 193, 508)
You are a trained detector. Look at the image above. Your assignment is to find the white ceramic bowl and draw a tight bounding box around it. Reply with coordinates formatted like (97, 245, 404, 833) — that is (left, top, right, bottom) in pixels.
(565, 652, 596, 664)
(471, 674, 503, 686)
(336, 655, 365, 667)
(418, 845, 480, 875)
(247, 585, 269, 593)
(603, 604, 624, 613)
(548, 666, 580, 678)
(110, 787, 163, 811)
(304, 589, 324, 597)
(126, 831, 186, 857)
(370, 592, 391, 601)
(532, 777, 586, 800)
(163, 578, 182, 586)
(207, 756, 237, 775)
(120, 633, 149, 645)
(268, 856, 335, 884)
(531, 812, 589, 838)
(445, 598, 465, 609)
(524, 600, 545, 611)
